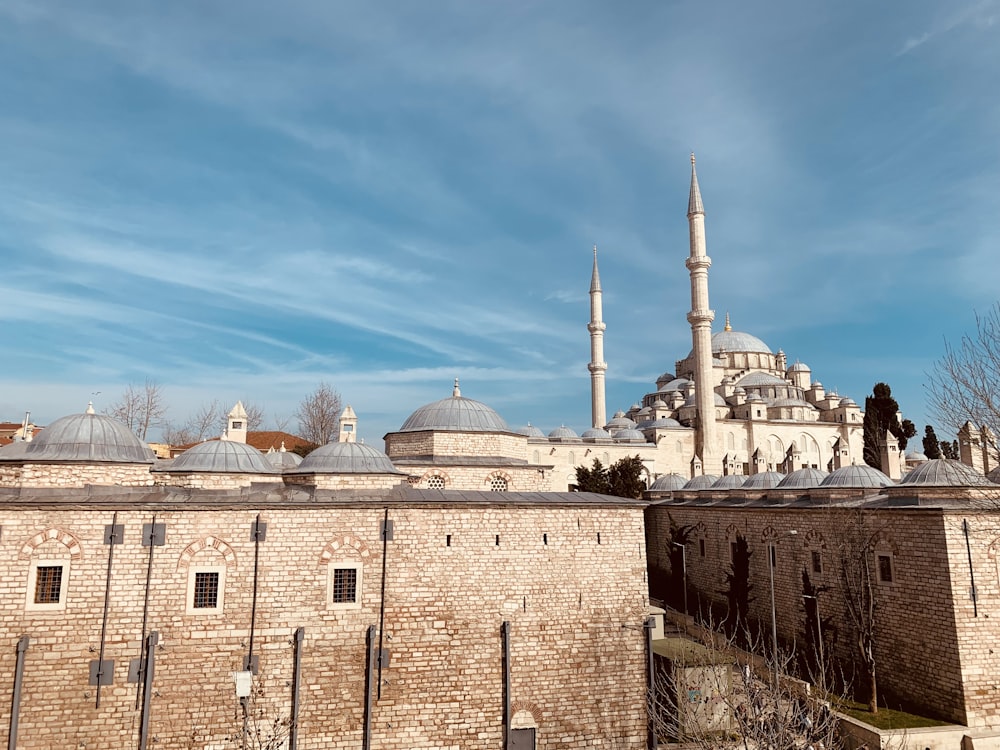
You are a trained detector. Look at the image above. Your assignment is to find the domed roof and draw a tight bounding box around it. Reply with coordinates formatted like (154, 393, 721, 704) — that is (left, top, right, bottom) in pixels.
(0, 440, 31, 461)
(264, 447, 303, 469)
(636, 406, 652, 417)
(657, 377, 690, 393)
(636, 417, 683, 430)
(650, 473, 687, 491)
(399, 381, 509, 433)
(821, 465, 894, 488)
(770, 398, 817, 409)
(683, 474, 719, 490)
(655, 371, 676, 387)
(581, 427, 612, 439)
(742, 471, 785, 489)
(839, 398, 858, 407)
(651, 398, 668, 408)
(548, 426, 579, 439)
(711, 330, 772, 354)
(738, 372, 788, 387)
(167, 440, 276, 474)
(905, 450, 928, 462)
(24, 409, 154, 463)
(683, 392, 727, 408)
(899, 459, 992, 487)
(613, 428, 646, 443)
(776, 468, 829, 489)
(605, 412, 636, 430)
(787, 362, 811, 372)
(291, 441, 403, 475)
(517, 424, 545, 438)
(711, 474, 747, 489)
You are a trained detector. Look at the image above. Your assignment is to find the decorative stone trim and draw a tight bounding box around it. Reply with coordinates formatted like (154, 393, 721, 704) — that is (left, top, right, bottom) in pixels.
(420, 469, 451, 488)
(178, 537, 237, 570)
(319, 534, 373, 564)
(805, 528, 826, 548)
(18, 528, 83, 560)
(509, 700, 542, 727)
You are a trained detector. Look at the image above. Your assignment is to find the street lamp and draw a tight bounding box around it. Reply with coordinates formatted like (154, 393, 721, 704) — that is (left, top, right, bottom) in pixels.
(769, 529, 797, 687)
(671, 541, 687, 615)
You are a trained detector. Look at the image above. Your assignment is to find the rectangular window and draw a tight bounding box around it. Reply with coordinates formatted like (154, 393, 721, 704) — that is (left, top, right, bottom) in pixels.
(193, 571, 220, 609)
(328, 562, 363, 610)
(769, 544, 776, 569)
(811, 550, 822, 574)
(730, 541, 738, 562)
(699, 539, 706, 557)
(332, 568, 358, 604)
(34, 565, 63, 604)
(877, 554, 894, 583)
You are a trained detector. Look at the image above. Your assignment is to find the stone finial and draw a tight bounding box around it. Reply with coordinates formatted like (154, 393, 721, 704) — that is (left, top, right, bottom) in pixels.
(86, 401, 95, 415)
(279, 441, 286, 452)
(453, 378, 461, 398)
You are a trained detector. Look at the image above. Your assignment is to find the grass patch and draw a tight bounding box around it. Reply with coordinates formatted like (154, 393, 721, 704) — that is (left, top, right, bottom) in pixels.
(836, 699, 952, 730)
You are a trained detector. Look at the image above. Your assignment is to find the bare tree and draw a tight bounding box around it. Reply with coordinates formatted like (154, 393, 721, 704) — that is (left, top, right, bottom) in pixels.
(295, 383, 342, 445)
(106, 379, 167, 440)
(927, 303, 1000, 448)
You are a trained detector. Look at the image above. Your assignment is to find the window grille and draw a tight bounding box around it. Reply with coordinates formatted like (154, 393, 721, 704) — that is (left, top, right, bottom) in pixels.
(427, 475, 445, 489)
(193, 571, 219, 609)
(34, 565, 63, 604)
(332, 568, 358, 604)
(490, 476, 508, 492)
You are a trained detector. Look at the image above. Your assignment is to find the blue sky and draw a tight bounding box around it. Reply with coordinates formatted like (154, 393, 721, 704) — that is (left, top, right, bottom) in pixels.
(1, 0, 998, 446)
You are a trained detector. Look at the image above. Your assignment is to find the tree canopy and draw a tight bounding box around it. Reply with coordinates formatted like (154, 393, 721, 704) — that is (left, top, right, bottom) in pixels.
(574, 455, 645, 498)
(922, 425, 943, 459)
(862, 382, 915, 469)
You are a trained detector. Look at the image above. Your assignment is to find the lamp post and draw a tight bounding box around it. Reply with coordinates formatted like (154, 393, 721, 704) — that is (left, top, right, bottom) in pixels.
(769, 530, 797, 687)
(671, 541, 687, 615)
(803, 591, 824, 690)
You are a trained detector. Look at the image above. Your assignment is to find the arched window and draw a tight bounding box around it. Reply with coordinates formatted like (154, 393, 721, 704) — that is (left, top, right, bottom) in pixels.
(427, 475, 445, 489)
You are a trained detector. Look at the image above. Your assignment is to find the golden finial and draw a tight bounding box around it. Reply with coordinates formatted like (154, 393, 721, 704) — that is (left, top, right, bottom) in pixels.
(724, 312, 732, 332)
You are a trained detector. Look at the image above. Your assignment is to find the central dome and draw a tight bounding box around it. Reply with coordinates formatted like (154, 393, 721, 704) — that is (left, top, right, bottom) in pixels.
(398, 381, 510, 433)
(711, 330, 772, 354)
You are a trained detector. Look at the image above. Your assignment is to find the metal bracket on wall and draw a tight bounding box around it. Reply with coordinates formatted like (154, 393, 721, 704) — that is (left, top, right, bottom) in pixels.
(103, 524, 124, 545)
(243, 654, 260, 675)
(88, 659, 115, 686)
(380, 519, 394, 541)
(141, 522, 166, 547)
(251, 519, 267, 542)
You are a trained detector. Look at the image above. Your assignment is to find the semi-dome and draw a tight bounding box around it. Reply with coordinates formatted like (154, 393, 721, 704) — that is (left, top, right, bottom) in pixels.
(605, 412, 636, 430)
(650, 473, 687, 491)
(899, 459, 992, 487)
(613, 428, 646, 443)
(517, 424, 546, 438)
(264, 447, 303, 469)
(776, 468, 829, 489)
(399, 381, 509, 433)
(683, 474, 719, 490)
(683, 392, 727, 408)
(636, 417, 683, 430)
(581, 427, 612, 439)
(711, 474, 747, 489)
(742, 471, 785, 489)
(167, 440, 276, 474)
(657, 378, 690, 393)
(24, 409, 154, 463)
(770, 398, 817, 409)
(737, 372, 788, 388)
(291, 441, 403, 475)
(548, 426, 579, 439)
(821, 465, 894, 488)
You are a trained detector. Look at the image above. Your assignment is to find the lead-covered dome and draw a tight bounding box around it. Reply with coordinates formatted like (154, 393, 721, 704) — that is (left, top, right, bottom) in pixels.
(711, 330, 772, 354)
(166, 440, 276, 474)
(650, 473, 687, 491)
(683, 474, 719, 490)
(712, 474, 747, 489)
(548, 426, 579, 439)
(24, 410, 154, 463)
(581, 427, 612, 439)
(742, 471, 785, 489)
(399, 381, 509, 433)
(899, 459, 991, 487)
(777, 468, 828, 489)
(264, 447, 303, 469)
(516, 424, 545, 438)
(291, 441, 403, 475)
(821, 465, 894, 488)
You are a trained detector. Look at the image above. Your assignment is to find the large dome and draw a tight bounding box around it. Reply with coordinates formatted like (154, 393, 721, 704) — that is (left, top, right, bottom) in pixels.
(712, 330, 772, 354)
(777, 468, 828, 489)
(166, 440, 276, 474)
(291, 441, 403, 475)
(742, 471, 785, 489)
(399, 382, 509, 433)
(820, 465, 894, 489)
(899, 459, 991, 487)
(24, 410, 154, 463)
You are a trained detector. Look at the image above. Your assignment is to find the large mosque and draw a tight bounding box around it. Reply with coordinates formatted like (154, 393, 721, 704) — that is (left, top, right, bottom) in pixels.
(386, 155, 869, 493)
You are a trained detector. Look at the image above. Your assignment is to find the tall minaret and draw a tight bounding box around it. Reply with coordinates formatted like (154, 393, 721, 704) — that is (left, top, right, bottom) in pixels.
(587, 245, 608, 429)
(686, 154, 719, 472)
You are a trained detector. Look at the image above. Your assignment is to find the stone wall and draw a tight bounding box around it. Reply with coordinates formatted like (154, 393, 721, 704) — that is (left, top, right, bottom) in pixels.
(0, 493, 648, 748)
(646, 503, 972, 725)
(16, 462, 156, 488)
(396, 463, 553, 492)
(386, 430, 529, 462)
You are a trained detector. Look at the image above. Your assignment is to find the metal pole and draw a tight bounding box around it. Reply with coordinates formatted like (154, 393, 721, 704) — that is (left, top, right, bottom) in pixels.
(8, 636, 29, 750)
(362, 625, 375, 750)
(138, 631, 158, 750)
(97, 511, 119, 708)
(681, 546, 688, 616)
(501, 621, 511, 750)
(376, 508, 390, 700)
(803, 593, 823, 690)
(645, 617, 657, 750)
(289, 628, 304, 750)
(964, 519, 978, 617)
(769, 546, 778, 687)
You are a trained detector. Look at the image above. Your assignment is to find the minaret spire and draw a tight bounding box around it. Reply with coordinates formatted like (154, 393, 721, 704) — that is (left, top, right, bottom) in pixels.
(685, 154, 719, 473)
(587, 244, 608, 429)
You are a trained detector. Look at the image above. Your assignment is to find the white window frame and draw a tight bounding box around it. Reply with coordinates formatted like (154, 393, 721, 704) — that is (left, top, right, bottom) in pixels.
(26, 559, 69, 612)
(328, 562, 363, 611)
(186, 564, 226, 615)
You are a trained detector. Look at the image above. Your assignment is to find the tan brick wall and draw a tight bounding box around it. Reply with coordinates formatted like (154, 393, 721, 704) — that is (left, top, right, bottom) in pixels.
(0, 497, 648, 749)
(386, 430, 528, 462)
(395, 463, 553, 492)
(15, 462, 155, 488)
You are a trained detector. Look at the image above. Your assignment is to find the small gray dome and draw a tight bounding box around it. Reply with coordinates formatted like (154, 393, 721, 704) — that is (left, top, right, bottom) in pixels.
(821, 465, 894, 488)
(168, 440, 276, 474)
(548, 426, 579, 439)
(651, 398, 668, 408)
(400, 387, 509, 433)
(839, 398, 858, 408)
(636, 406, 652, 417)
(517, 424, 546, 438)
(655, 371, 676, 387)
(899, 459, 991, 487)
(742, 471, 785, 489)
(683, 474, 720, 490)
(637, 417, 683, 430)
(711, 474, 747, 489)
(683, 392, 727, 407)
(581, 427, 612, 439)
(291, 441, 402, 475)
(738, 372, 788, 388)
(776, 468, 829, 489)
(613, 428, 646, 443)
(605, 413, 636, 430)
(787, 362, 811, 372)
(905, 450, 928, 462)
(650, 473, 687, 491)
(264, 449, 303, 469)
(24, 412, 154, 463)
